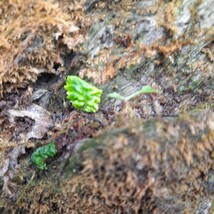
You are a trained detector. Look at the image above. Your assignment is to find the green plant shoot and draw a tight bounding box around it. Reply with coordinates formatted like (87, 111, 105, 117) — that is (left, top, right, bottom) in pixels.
(31, 142, 57, 170)
(108, 85, 159, 101)
(64, 75, 102, 113)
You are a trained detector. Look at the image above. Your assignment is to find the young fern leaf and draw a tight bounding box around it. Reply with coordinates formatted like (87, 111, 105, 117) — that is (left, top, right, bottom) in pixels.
(31, 142, 57, 170)
(64, 75, 102, 113)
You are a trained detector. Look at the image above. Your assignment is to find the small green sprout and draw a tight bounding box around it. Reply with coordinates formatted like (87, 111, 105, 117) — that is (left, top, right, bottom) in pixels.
(31, 142, 57, 170)
(64, 75, 102, 113)
(108, 85, 159, 101)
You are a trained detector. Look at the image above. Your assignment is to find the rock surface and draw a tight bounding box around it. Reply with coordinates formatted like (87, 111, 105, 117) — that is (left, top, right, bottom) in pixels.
(0, 0, 213, 213)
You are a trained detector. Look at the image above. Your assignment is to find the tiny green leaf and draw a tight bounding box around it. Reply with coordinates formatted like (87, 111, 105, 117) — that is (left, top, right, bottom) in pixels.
(31, 142, 57, 170)
(64, 75, 102, 113)
(108, 85, 159, 101)
(139, 85, 160, 94)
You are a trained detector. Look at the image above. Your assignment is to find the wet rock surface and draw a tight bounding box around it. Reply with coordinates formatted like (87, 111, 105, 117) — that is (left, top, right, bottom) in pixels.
(0, 0, 213, 213)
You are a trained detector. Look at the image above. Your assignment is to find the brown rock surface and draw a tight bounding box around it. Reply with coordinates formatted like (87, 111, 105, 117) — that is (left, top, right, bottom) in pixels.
(0, 0, 213, 213)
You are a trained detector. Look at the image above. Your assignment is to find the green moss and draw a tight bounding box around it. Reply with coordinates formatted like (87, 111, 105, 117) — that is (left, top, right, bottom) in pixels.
(77, 139, 99, 153)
